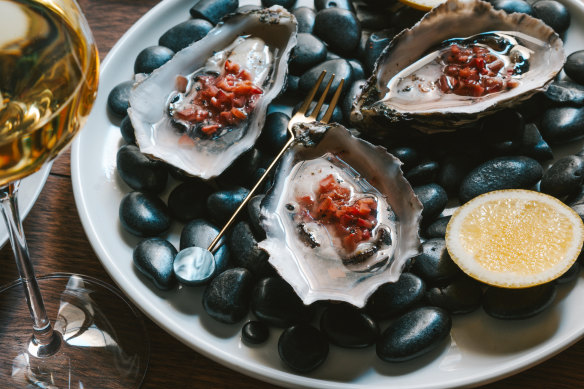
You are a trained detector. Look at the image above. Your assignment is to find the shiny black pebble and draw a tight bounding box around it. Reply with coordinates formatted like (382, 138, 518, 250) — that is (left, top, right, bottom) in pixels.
(242, 320, 270, 344)
(363, 29, 398, 75)
(173, 247, 216, 286)
(341, 79, 365, 121)
(518, 123, 553, 161)
(298, 59, 353, 100)
(426, 276, 483, 314)
(134, 45, 174, 74)
(388, 146, 420, 173)
(133, 237, 177, 290)
(481, 109, 524, 155)
(459, 156, 543, 204)
(565, 51, 584, 85)
(278, 324, 329, 373)
(405, 161, 439, 186)
(437, 154, 477, 195)
(544, 80, 584, 106)
(159, 19, 213, 52)
(423, 216, 451, 239)
(292, 100, 343, 123)
(190, 0, 239, 25)
(107, 80, 133, 117)
(313, 8, 361, 56)
(315, 0, 355, 11)
(261, 0, 297, 9)
(229, 221, 272, 277)
(207, 187, 250, 224)
(366, 273, 426, 319)
(490, 0, 533, 15)
(202, 268, 254, 324)
(116, 144, 168, 194)
(411, 239, 461, 286)
(483, 283, 557, 320)
(120, 115, 136, 144)
(320, 303, 378, 348)
(168, 180, 213, 223)
(532, 0, 570, 34)
(376, 307, 451, 363)
(413, 184, 448, 222)
(257, 112, 290, 156)
(290, 33, 328, 75)
(180, 219, 230, 274)
(540, 106, 584, 144)
(247, 194, 265, 239)
(251, 276, 314, 327)
(119, 192, 170, 237)
(540, 155, 584, 199)
(293, 7, 316, 34)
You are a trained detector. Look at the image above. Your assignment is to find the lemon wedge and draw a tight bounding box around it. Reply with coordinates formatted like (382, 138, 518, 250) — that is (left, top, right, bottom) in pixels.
(446, 189, 584, 288)
(398, 0, 447, 12)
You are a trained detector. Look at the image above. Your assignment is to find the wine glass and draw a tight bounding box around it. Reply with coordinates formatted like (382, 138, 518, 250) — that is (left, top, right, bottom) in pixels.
(0, 0, 149, 387)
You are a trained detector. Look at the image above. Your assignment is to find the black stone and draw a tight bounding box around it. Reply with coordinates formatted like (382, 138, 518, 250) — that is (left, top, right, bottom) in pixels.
(257, 112, 290, 156)
(426, 276, 483, 314)
(278, 325, 328, 373)
(261, 0, 296, 9)
(116, 145, 168, 194)
(168, 180, 213, 223)
(120, 115, 136, 144)
(355, 4, 393, 30)
(483, 283, 557, 319)
(247, 194, 265, 239)
(286, 75, 301, 96)
(423, 216, 451, 239)
(119, 192, 170, 237)
(292, 99, 344, 123)
(490, 0, 533, 15)
(532, 0, 570, 34)
(565, 50, 584, 85)
(540, 106, 584, 144)
(376, 307, 452, 362)
(320, 303, 379, 348)
(437, 154, 477, 196)
(388, 146, 420, 173)
(190, 0, 239, 25)
(207, 186, 250, 224)
(315, 0, 355, 12)
(228, 221, 272, 277)
(242, 320, 270, 344)
(459, 156, 543, 204)
(313, 8, 361, 57)
(180, 219, 230, 274)
(293, 7, 316, 34)
(251, 276, 314, 327)
(219, 148, 264, 189)
(411, 239, 462, 286)
(107, 80, 133, 117)
(159, 19, 213, 52)
(134, 45, 174, 74)
(480, 109, 524, 155)
(133, 238, 177, 290)
(341, 79, 365, 121)
(545, 80, 584, 106)
(363, 29, 398, 75)
(202, 268, 254, 324)
(365, 273, 426, 319)
(298, 59, 354, 100)
(413, 184, 448, 221)
(556, 262, 580, 284)
(540, 155, 584, 200)
(405, 161, 439, 186)
(518, 123, 553, 161)
(348, 59, 365, 80)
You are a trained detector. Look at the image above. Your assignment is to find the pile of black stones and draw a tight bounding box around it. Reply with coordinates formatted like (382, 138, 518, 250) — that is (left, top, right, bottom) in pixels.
(108, 0, 584, 374)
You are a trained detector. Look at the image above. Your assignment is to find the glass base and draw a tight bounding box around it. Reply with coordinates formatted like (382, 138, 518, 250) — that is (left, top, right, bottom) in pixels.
(0, 273, 149, 388)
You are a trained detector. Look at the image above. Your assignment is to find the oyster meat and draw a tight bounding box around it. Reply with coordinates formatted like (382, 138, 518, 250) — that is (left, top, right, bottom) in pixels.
(351, 0, 565, 135)
(128, 6, 297, 179)
(259, 122, 423, 307)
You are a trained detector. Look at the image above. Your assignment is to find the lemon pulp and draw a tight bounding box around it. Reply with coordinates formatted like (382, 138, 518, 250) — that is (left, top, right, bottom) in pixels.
(446, 189, 584, 288)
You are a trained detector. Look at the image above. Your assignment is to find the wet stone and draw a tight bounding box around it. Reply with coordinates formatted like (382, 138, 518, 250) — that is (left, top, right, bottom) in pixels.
(437, 154, 477, 196)
(257, 112, 290, 157)
(425, 276, 483, 314)
(168, 180, 213, 223)
(365, 273, 426, 319)
(540, 155, 584, 200)
(313, 8, 361, 57)
(423, 216, 451, 239)
(173, 247, 216, 286)
(107, 80, 133, 117)
(320, 303, 379, 348)
(341, 79, 365, 121)
(565, 50, 584, 85)
(348, 59, 365, 80)
(544, 80, 584, 106)
(202, 268, 255, 324)
(242, 320, 270, 344)
(411, 239, 462, 286)
(134, 45, 174, 74)
(483, 283, 557, 320)
(518, 123, 553, 161)
(261, 0, 297, 9)
(120, 115, 136, 144)
(355, 4, 393, 30)
(292, 100, 344, 123)
(298, 59, 353, 100)
(388, 146, 420, 173)
(207, 186, 250, 224)
(405, 160, 439, 186)
(228, 221, 272, 277)
(315, 0, 355, 12)
(158, 19, 213, 52)
(413, 184, 448, 222)
(251, 276, 314, 327)
(481, 109, 524, 155)
(247, 194, 265, 239)
(189, 0, 238, 25)
(293, 7, 316, 34)
(285, 74, 300, 96)
(490, 0, 533, 15)
(119, 192, 170, 237)
(133, 238, 177, 290)
(556, 262, 580, 284)
(540, 106, 584, 144)
(459, 156, 543, 204)
(278, 324, 329, 373)
(363, 29, 398, 75)
(376, 307, 452, 362)
(219, 148, 264, 189)
(116, 145, 168, 194)
(180, 219, 230, 274)
(290, 33, 328, 75)
(532, 0, 570, 34)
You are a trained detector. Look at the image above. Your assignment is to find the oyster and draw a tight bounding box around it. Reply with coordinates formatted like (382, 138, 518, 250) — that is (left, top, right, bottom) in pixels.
(128, 6, 297, 179)
(259, 122, 423, 307)
(351, 0, 565, 135)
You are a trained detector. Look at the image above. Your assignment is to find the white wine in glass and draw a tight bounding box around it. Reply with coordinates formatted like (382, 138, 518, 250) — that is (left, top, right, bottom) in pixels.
(0, 0, 149, 387)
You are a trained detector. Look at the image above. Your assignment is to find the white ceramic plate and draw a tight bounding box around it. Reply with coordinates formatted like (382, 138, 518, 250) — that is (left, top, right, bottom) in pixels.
(0, 164, 51, 249)
(71, 0, 584, 387)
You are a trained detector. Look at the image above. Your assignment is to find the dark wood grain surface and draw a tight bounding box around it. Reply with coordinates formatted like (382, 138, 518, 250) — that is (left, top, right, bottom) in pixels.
(2, 1, 584, 388)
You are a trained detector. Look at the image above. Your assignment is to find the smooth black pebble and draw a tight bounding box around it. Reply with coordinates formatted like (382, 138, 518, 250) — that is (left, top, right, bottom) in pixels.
(313, 8, 361, 57)
(315, 0, 355, 11)
(190, 0, 239, 25)
(388, 146, 420, 173)
(167, 180, 213, 223)
(490, 0, 533, 15)
(242, 320, 270, 344)
(261, 0, 297, 9)
(437, 154, 477, 195)
(544, 80, 584, 106)
(426, 276, 483, 314)
(202, 268, 254, 324)
(341, 79, 365, 121)
(423, 216, 451, 239)
(532, 0, 570, 34)
(518, 123, 553, 161)
(320, 303, 378, 348)
(158, 19, 213, 52)
(290, 33, 328, 75)
(116, 145, 168, 194)
(207, 187, 250, 224)
(293, 7, 316, 34)
(413, 184, 448, 222)
(540, 155, 584, 199)
(228, 221, 272, 277)
(247, 194, 265, 238)
(405, 161, 440, 186)
(565, 50, 584, 85)
(483, 283, 557, 319)
(298, 59, 353, 100)
(411, 239, 461, 286)
(366, 273, 426, 319)
(107, 80, 133, 117)
(257, 112, 290, 156)
(119, 192, 170, 237)
(540, 106, 584, 144)
(134, 45, 174, 74)
(278, 324, 329, 373)
(120, 115, 136, 144)
(133, 237, 177, 290)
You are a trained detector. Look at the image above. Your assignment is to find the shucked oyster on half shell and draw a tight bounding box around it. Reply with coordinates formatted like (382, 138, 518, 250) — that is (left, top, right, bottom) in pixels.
(128, 6, 297, 179)
(351, 0, 565, 135)
(258, 122, 423, 307)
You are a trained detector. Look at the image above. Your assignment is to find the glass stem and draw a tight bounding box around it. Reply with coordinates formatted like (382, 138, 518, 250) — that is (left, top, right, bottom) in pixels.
(0, 181, 61, 357)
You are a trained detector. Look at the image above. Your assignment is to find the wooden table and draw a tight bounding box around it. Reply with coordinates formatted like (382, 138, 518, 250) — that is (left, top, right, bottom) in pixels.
(1, 0, 583, 387)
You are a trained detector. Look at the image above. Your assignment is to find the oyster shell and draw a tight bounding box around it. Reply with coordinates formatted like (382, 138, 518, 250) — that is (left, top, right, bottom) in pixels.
(351, 0, 565, 135)
(128, 6, 297, 179)
(258, 122, 423, 307)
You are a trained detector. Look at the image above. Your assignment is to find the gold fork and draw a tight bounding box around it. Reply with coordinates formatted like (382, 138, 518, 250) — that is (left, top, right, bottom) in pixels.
(205, 70, 345, 254)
